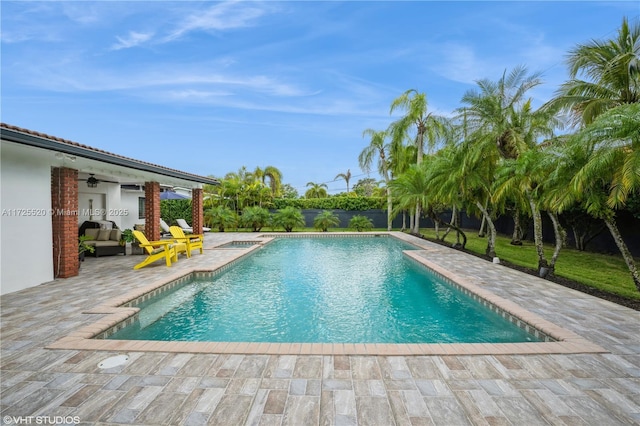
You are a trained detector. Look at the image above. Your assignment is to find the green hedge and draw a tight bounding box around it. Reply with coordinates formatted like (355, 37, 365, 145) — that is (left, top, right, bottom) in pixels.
(273, 197, 386, 211)
(160, 200, 192, 226)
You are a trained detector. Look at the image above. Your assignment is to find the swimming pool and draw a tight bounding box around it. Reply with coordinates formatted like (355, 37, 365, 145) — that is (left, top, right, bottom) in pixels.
(108, 236, 542, 344)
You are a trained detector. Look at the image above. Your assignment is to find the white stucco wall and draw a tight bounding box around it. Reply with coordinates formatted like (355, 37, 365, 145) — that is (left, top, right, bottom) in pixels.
(78, 192, 106, 223)
(120, 190, 145, 230)
(77, 182, 124, 227)
(1, 143, 55, 295)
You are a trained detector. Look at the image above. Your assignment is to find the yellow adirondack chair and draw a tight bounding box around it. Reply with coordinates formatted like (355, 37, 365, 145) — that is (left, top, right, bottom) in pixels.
(132, 230, 186, 270)
(169, 226, 204, 257)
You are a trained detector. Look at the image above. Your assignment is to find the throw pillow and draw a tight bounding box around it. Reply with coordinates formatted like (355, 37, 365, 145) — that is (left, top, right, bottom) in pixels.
(110, 229, 122, 241)
(85, 228, 99, 240)
(97, 229, 111, 241)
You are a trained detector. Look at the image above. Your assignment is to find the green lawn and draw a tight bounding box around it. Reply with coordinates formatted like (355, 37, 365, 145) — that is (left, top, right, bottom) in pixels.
(418, 227, 640, 300)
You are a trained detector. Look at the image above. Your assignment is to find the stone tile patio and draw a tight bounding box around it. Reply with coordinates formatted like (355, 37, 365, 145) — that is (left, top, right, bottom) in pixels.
(1, 232, 639, 425)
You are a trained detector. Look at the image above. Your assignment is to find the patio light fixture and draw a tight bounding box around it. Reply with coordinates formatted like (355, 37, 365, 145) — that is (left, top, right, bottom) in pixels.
(87, 174, 99, 188)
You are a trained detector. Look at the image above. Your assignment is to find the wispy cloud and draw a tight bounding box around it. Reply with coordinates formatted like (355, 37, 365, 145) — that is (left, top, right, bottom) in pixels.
(109, 2, 270, 50)
(164, 1, 267, 42)
(21, 59, 315, 99)
(429, 42, 494, 85)
(60, 3, 107, 25)
(111, 31, 154, 50)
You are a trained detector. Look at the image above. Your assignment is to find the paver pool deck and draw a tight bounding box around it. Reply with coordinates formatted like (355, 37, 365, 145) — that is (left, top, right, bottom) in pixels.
(1, 232, 638, 425)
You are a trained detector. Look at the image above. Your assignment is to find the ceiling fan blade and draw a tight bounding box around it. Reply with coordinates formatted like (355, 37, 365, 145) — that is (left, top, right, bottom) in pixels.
(76, 174, 120, 185)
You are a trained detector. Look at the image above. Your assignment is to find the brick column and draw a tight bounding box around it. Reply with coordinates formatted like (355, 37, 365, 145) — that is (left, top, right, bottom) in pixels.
(51, 167, 79, 278)
(144, 181, 161, 241)
(191, 188, 204, 234)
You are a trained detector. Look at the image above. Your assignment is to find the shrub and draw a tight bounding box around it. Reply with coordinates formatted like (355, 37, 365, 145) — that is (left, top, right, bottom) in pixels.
(160, 199, 192, 226)
(273, 207, 306, 232)
(349, 215, 374, 232)
(205, 206, 237, 232)
(240, 206, 271, 232)
(313, 210, 340, 232)
(273, 196, 386, 211)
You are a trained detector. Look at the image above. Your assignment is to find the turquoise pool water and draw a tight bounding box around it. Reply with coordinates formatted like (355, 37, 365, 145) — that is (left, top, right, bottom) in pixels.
(109, 236, 541, 343)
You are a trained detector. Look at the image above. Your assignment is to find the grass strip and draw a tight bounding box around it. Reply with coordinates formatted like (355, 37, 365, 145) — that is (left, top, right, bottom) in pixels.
(418, 227, 640, 300)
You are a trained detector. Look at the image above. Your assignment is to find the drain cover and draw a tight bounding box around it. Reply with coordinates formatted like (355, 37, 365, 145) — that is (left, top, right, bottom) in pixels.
(98, 354, 129, 369)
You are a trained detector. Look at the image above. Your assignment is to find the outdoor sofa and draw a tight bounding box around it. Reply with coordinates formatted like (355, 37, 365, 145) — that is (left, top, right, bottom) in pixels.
(78, 220, 126, 257)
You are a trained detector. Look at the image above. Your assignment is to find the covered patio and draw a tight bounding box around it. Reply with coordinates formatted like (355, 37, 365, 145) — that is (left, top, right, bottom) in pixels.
(1, 232, 638, 425)
(1, 123, 218, 294)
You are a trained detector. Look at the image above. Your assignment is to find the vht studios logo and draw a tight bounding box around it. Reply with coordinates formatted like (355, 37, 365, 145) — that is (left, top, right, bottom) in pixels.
(3, 416, 80, 425)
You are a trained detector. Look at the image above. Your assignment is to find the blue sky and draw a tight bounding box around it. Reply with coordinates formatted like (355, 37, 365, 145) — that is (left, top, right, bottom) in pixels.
(2, 1, 638, 195)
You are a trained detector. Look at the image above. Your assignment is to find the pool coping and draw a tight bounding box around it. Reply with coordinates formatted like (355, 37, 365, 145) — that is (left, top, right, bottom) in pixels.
(46, 232, 607, 356)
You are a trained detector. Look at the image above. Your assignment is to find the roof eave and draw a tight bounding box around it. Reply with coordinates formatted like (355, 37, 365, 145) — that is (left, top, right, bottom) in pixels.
(1, 126, 219, 186)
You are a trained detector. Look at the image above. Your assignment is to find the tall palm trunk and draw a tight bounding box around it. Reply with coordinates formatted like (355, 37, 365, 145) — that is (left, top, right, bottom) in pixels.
(414, 202, 423, 235)
(386, 188, 393, 231)
(432, 207, 466, 248)
(527, 193, 548, 274)
(478, 216, 487, 237)
(475, 201, 496, 258)
(442, 205, 456, 240)
(511, 209, 522, 245)
(478, 199, 489, 237)
(604, 217, 640, 291)
(413, 127, 425, 235)
(547, 212, 565, 275)
(381, 164, 393, 231)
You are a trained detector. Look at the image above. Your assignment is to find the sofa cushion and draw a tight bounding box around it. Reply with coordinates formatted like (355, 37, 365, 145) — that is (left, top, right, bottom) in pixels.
(85, 228, 100, 240)
(92, 241, 121, 247)
(97, 229, 112, 241)
(110, 229, 122, 241)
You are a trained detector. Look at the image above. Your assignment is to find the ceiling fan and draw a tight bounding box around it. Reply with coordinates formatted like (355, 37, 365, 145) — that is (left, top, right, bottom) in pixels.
(79, 173, 119, 188)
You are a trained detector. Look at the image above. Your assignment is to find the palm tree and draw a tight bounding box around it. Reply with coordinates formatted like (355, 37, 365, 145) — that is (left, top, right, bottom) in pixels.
(241, 206, 271, 232)
(218, 175, 243, 212)
(458, 66, 545, 159)
(554, 103, 640, 290)
(493, 146, 567, 277)
(427, 145, 469, 247)
(205, 206, 237, 232)
(254, 165, 283, 197)
(430, 141, 499, 257)
(349, 215, 374, 232)
(359, 129, 393, 230)
(273, 207, 306, 232)
(313, 210, 340, 232)
(457, 66, 557, 247)
(388, 89, 449, 233)
(388, 142, 417, 231)
(334, 169, 352, 193)
(546, 18, 640, 126)
(305, 182, 328, 199)
(388, 162, 433, 236)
